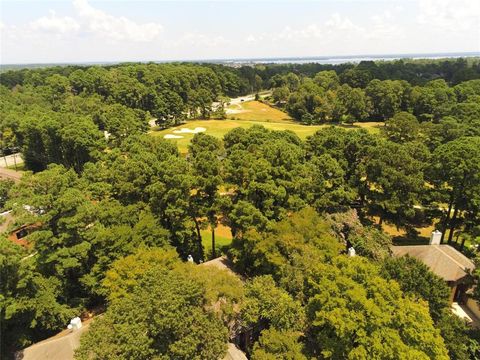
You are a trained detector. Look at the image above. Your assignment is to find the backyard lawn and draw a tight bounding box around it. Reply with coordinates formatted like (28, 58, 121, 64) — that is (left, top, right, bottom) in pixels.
(201, 223, 233, 259)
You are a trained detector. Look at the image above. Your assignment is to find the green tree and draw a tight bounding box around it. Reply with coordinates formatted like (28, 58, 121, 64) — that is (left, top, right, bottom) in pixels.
(339, 68, 372, 88)
(92, 103, 148, 140)
(243, 275, 305, 333)
(305, 154, 355, 213)
(224, 126, 307, 226)
(381, 255, 450, 321)
(337, 84, 369, 122)
(0, 237, 75, 356)
(365, 79, 410, 120)
(305, 256, 449, 359)
(411, 79, 455, 121)
(314, 71, 340, 91)
(76, 265, 228, 360)
(428, 137, 480, 242)
(272, 86, 290, 104)
(436, 310, 474, 360)
(76, 249, 240, 360)
(0, 179, 14, 211)
(252, 329, 307, 360)
(363, 140, 428, 228)
(189, 133, 224, 259)
(383, 111, 420, 143)
(229, 208, 341, 280)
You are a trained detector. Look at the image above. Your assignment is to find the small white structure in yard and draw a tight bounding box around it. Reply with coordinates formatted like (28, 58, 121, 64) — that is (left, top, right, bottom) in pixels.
(430, 230, 442, 245)
(67, 317, 82, 331)
(187, 254, 194, 263)
(348, 247, 356, 257)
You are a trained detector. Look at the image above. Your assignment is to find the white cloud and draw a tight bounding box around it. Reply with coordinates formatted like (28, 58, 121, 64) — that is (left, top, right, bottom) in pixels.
(325, 13, 362, 33)
(417, 0, 480, 32)
(72, 0, 163, 42)
(178, 32, 228, 48)
(249, 11, 400, 45)
(271, 14, 363, 42)
(367, 10, 403, 39)
(246, 34, 258, 43)
(30, 10, 80, 35)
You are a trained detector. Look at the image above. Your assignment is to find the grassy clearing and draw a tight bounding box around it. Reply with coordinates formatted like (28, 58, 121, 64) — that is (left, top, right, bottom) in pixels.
(378, 218, 469, 248)
(151, 119, 325, 153)
(151, 101, 384, 153)
(226, 100, 292, 122)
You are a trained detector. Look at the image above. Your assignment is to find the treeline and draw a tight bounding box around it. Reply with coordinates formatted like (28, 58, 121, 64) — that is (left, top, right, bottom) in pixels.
(1, 59, 479, 148)
(270, 70, 480, 124)
(0, 63, 253, 171)
(258, 57, 480, 84)
(0, 63, 250, 137)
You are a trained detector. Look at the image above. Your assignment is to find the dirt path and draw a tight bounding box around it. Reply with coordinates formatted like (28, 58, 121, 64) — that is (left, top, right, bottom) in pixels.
(0, 167, 22, 182)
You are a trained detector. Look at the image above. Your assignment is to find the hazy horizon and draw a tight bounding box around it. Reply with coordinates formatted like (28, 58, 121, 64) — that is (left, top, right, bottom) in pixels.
(2, 51, 479, 68)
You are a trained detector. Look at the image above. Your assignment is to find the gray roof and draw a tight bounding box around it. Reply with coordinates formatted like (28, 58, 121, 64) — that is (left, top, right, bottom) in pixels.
(200, 256, 235, 272)
(16, 324, 89, 360)
(391, 245, 475, 282)
(17, 317, 246, 360)
(18, 327, 245, 360)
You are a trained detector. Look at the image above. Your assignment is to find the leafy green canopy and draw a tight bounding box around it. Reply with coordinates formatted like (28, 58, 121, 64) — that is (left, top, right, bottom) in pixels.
(76, 248, 244, 360)
(305, 256, 449, 360)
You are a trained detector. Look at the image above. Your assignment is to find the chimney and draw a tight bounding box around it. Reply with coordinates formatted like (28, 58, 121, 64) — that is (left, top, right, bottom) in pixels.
(430, 230, 442, 245)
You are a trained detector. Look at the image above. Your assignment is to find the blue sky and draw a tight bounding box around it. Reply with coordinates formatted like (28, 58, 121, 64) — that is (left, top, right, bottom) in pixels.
(1, 0, 479, 64)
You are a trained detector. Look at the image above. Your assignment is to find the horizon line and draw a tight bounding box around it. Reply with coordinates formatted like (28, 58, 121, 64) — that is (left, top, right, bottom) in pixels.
(1, 51, 479, 67)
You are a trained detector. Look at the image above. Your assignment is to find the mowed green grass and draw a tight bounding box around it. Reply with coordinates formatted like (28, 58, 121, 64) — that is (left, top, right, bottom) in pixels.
(150, 101, 384, 153)
(200, 223, 233, 258)
(201, 231, 232, 257)
(151, 119, 325, 153)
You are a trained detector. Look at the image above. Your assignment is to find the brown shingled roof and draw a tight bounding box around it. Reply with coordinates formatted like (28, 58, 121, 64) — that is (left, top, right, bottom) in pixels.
(391, 245, 475, 282)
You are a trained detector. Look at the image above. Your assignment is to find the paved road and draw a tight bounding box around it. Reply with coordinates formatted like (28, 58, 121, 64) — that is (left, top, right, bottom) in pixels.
(228, 94, 255, 105)
(0, 153, 23, 168)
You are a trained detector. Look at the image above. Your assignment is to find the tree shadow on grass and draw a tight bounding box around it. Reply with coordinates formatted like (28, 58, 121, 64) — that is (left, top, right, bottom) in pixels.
(392, 235, 430, 246)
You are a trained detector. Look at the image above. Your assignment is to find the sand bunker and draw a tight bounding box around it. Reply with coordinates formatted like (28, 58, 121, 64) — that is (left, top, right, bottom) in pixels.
(173, 127, 206, 134)
(164, 134, 184, 139)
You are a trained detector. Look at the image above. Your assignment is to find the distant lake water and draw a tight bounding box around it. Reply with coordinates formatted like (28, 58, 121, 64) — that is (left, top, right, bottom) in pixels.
(217, 52, 480, 65)
(1, 52, 479, 70)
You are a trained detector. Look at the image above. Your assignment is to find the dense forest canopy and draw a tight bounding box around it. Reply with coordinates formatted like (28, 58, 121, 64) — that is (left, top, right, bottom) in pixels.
(1, 57, 480, 359)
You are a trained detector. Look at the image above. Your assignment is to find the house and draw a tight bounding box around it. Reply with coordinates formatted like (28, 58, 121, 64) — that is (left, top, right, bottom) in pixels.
(391, 244, 475, 304)
(17, 257, 248, 360)
(16, 321, 90, 360)
(17, 318, 247, 360)
(201, 256, 248, 357)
